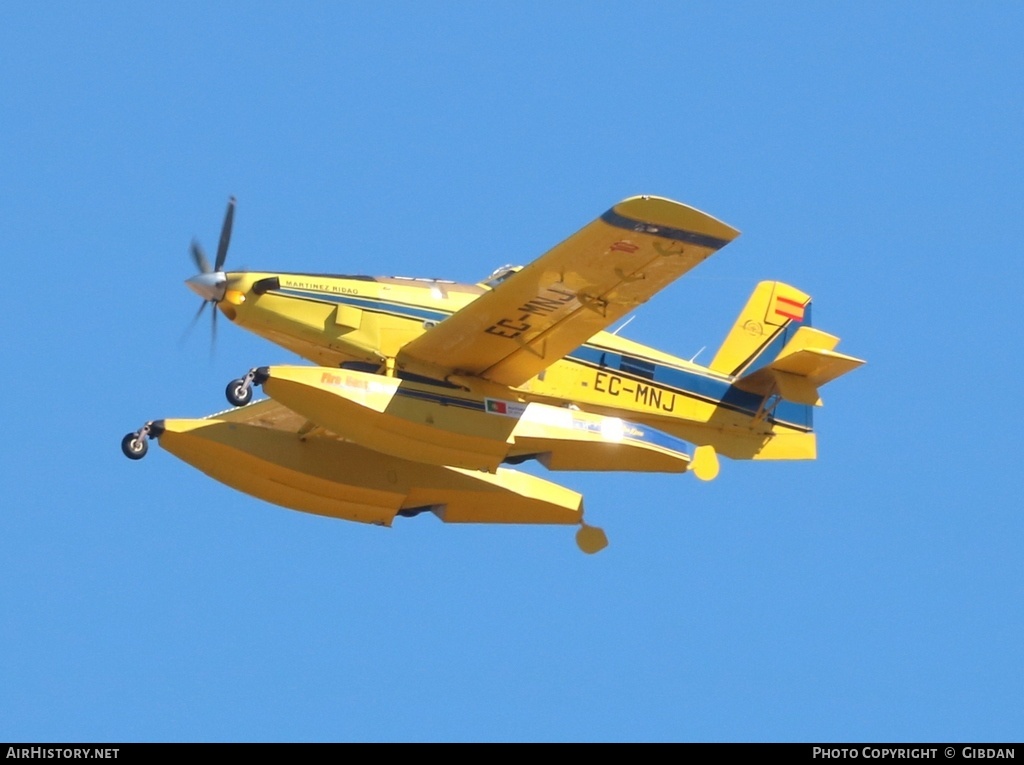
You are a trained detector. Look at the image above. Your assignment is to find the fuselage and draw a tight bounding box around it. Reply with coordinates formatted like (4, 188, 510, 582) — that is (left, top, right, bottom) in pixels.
(213, 270, 815, 460)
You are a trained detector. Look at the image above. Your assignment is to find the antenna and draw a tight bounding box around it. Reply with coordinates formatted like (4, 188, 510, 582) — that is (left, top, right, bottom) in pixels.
(611, 315, 636, 335)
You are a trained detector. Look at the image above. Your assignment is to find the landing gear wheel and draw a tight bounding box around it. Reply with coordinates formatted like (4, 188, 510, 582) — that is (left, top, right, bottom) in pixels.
(121, 432, 149, 460)
(226, 378, 253, 407)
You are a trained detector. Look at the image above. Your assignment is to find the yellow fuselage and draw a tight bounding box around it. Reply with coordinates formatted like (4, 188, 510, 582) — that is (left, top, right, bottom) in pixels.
(216, 271, 815, 460)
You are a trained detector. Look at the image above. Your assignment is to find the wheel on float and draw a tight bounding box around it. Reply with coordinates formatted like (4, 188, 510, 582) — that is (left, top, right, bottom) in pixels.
(225, 378, 253, 407)
(121, 432, 148, 460)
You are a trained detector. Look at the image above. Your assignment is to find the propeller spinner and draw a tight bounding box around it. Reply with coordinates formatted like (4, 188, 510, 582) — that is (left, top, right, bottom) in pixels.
(184, 196, 236, 346)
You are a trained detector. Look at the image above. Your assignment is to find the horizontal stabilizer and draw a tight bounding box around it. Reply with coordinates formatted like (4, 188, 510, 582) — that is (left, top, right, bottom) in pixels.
(735, 326, 864, 405)
(771, 347, 865, 387)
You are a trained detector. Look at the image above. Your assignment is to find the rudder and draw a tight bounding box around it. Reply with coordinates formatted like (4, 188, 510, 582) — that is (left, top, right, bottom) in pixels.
(709, 281, 812, 377)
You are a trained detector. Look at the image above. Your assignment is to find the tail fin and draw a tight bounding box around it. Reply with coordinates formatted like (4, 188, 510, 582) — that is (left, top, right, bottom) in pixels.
(709, 281, 813, 377)
(711, 281, 864, 406)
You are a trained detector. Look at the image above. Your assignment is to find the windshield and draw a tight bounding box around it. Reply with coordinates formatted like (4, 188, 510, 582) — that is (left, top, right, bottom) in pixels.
(480, 264, 522, 289)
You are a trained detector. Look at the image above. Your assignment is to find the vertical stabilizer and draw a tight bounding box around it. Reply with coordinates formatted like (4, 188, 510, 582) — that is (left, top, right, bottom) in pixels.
(708, 281, 811, 377)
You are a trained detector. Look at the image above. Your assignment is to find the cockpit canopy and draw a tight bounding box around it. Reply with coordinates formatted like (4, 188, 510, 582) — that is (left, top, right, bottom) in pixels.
(480, 264, 523, 289)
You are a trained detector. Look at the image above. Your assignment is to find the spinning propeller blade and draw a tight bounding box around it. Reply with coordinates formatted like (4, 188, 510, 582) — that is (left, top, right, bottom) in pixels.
(183, 196, 236, 353)
(214, 197, 235, 272)
(190, 240, 212, 275)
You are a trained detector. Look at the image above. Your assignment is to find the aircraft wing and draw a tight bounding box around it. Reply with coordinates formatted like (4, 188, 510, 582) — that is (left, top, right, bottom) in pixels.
(397, 195, 739, 386)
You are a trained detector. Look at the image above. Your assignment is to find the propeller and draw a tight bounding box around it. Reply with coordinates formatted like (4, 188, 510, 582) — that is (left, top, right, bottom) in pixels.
(183, 196, 236, 350)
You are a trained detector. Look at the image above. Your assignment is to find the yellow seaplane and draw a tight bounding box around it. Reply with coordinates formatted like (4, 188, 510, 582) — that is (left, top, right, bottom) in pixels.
(122, 195, 863, 553)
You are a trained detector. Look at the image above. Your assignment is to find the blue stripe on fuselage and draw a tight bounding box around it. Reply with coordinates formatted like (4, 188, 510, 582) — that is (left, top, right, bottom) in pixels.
(273, 288, 452, 323)
(570, 345, 733, 404)
(568, 345, 811, 430)
(269, 287, 810, 429)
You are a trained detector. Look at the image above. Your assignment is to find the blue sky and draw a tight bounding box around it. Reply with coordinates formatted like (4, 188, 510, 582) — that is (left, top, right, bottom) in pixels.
(2, 2, 1022, 742)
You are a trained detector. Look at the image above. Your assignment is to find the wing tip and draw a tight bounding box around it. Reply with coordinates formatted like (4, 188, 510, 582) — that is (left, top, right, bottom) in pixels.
(612, 195, 740, 243)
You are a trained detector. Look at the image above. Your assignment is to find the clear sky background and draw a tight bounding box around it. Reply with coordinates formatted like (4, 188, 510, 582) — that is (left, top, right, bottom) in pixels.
(2, 2, 1022, 743)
